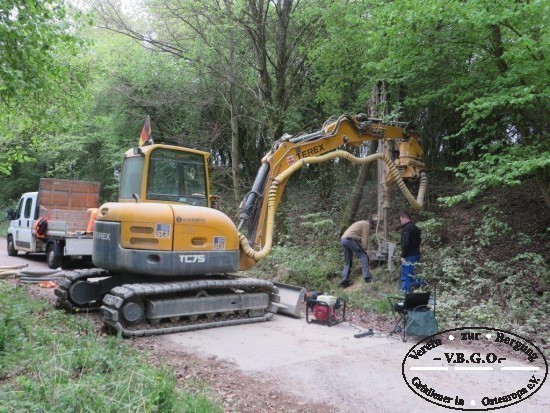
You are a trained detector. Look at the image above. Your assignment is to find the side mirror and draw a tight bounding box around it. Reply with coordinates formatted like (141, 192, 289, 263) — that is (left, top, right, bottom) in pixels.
(6, 208, 15, 221)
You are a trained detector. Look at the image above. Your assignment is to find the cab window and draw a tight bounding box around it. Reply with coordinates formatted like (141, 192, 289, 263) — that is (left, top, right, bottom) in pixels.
(119, 155, 145, 200)
(146, 148, 207, 206)
(23, 198, 33, 219)
(14, 199, 23, 219)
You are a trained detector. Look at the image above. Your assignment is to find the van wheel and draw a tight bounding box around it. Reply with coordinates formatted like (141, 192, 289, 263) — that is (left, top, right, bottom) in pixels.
(7, 235, 18, 256)
(46, 244, 62, 269)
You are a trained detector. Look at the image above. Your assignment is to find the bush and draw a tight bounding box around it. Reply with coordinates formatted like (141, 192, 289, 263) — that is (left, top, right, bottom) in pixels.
(473, 206, 512, 248)
(253, 244, 341, 292)
(418, 240, 549, 354)
(417, 216, 445, 247)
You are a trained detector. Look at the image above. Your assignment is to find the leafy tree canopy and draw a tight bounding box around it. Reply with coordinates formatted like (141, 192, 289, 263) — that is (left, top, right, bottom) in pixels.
(312, 0, 549, 204)
(0, 0, 89, 175)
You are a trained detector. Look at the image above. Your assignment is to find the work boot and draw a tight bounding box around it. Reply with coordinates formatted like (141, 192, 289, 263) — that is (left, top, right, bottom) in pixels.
(339, 280, 354, 288)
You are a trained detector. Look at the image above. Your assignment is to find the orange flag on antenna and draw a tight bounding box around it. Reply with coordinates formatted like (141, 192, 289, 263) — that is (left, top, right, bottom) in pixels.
(139, 115, 153, 146)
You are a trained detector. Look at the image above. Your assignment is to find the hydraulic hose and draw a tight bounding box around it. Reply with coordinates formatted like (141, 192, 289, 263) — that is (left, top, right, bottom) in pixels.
(239, 150, 427, 262)
(0, 264, 29, 278)
(0, 264, 28, 270)
(14, 269, 65, 284)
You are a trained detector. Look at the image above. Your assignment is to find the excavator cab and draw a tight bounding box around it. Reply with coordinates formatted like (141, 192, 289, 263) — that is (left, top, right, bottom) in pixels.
(92, 144, 241, 276)
(118, 145, 210, 207)
(56, 143, 286, 338)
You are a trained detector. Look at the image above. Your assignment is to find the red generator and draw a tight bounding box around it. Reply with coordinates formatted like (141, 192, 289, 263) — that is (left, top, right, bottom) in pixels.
(305, 292, 346, 326)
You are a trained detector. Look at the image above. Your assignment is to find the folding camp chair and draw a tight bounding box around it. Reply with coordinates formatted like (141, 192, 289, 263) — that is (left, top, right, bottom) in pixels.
(388, 287, 437, 342)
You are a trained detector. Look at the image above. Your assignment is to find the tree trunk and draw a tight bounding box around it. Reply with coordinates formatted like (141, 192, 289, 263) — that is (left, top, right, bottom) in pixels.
(245, 0, 273, 137)
(229, 92, 242, 210)
(536, 165, 550, 208)
(227, 30, 242, 212)
(344, 143, 377, 228)
(244, 0, 314, 142)
(343, 81, 389, 229)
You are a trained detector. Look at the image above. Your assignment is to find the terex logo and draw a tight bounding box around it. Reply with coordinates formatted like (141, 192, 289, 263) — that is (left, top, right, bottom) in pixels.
(179, 254, 206, 263)
(95, 232, 111, 241)
(301, 144, 324, 158)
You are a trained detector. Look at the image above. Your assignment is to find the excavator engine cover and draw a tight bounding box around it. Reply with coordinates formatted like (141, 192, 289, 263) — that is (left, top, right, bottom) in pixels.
(93, 202, 240, 276)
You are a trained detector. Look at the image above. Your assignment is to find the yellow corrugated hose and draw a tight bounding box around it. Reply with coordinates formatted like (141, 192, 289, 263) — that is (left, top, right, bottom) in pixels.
(239, 150, 427, 261)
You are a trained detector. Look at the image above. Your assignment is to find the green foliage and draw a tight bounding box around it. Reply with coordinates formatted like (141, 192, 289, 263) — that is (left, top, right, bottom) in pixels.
(0, 282, 221, 413)
(416, 217, 445, 247)
(418, 238, 549, 347)
(410, 209, 547, 343)
(0, 0, 91, 176)
(311, 0, 549, 202)
(248, 210, 343, 290)
(439, 143, 550, 206)
(472, 206, 512, 248)
(0, 0, 84, 103)
(293, 212, 337, 245)
(0, 219, 10, 236)
(339, 280, 394, 314)
(306, 2, 372, 113)
(256, 244, 341, 292)
(2, 0, 548, 208)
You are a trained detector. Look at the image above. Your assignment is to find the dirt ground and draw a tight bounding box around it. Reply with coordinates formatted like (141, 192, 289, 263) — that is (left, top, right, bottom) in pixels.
(2, 239, 548, 413)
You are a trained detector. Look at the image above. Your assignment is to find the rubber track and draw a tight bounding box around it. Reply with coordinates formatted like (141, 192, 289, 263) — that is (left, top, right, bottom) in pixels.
(54, 268, 109, 312)
(101, 279, 279, 337)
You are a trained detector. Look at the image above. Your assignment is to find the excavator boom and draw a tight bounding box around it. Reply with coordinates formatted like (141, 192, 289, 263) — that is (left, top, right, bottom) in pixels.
(238, 114, 426, 270)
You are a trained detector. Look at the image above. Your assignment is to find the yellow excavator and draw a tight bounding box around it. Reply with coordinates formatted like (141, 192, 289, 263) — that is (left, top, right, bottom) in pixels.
(55, 114, 426, 337)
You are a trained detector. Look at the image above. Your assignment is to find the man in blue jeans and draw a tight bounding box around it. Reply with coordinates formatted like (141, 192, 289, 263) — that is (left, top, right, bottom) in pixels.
(400, 211, 423, 293)
(340, 220, 373, 288)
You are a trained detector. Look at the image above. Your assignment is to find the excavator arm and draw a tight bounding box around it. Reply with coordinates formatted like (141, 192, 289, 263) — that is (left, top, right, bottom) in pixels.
(237, 114, 427, 270)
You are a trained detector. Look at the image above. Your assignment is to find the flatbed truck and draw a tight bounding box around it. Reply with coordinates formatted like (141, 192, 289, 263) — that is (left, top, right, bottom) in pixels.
(6, 178, 101, 269)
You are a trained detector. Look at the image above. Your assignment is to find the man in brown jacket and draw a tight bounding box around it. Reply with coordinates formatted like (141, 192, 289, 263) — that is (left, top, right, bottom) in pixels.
(340, 220, 373, 288)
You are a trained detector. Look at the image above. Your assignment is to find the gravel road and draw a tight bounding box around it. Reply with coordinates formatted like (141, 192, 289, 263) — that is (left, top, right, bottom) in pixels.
(1, 237, 548, 413)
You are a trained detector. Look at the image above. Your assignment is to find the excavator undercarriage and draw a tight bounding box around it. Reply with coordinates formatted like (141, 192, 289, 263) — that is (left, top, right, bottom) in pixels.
(56, 271, 281, 337)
